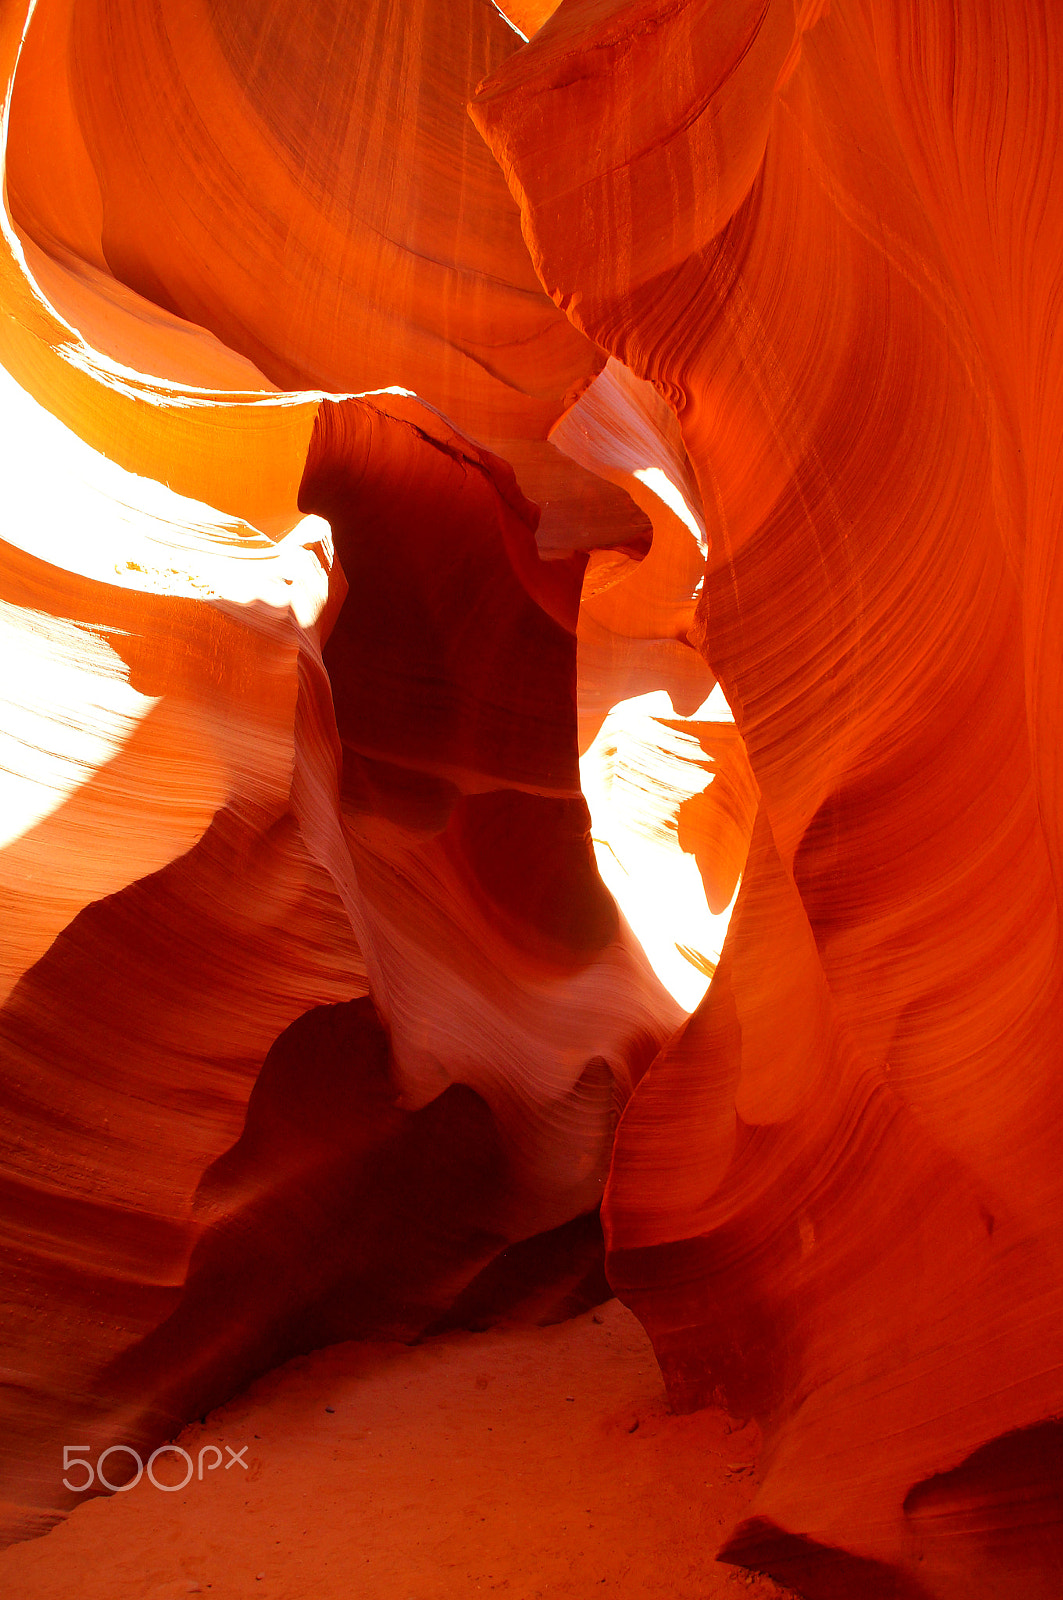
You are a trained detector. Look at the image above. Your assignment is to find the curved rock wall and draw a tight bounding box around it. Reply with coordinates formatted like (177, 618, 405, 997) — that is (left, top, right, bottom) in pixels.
(2, 0, 1061, 1593)
(473, 1, 1063, 1594)
(0, 0, 680, 1542)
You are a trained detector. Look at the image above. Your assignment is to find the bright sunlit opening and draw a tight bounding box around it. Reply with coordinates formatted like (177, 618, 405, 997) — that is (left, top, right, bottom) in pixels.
(580, 689, 740, 1013)
(632, 466, 707, 556)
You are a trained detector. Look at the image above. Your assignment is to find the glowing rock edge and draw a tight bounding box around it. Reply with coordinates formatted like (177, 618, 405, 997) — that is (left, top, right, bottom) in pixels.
(1, 2, 1061, 1595)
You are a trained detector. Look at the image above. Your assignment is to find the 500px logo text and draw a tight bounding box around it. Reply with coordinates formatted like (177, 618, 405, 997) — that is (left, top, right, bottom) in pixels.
(62, 1443, 248, 1492)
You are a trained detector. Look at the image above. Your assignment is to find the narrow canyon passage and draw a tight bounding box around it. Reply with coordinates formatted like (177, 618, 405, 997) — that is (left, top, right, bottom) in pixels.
(1, 2, 1062, 1597)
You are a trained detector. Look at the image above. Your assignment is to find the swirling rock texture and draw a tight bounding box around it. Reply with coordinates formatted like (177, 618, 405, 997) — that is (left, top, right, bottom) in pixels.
(473, 0, 1063, 1595)
(0, 0, 680, 1547)
(1, 1, 1060, 1598)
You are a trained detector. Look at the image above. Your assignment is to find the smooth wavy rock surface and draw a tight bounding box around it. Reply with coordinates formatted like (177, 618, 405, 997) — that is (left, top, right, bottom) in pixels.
(473, 1, 1063, 1595)
(0, 0, 684, 1545)
(1, 0, 1060, 1594)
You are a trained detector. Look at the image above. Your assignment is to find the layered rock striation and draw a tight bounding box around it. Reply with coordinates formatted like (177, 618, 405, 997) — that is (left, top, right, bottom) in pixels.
(474, 1, 1063, 1594)
(1, 0, 1061, 1594)
(0, 0, 681, 1541)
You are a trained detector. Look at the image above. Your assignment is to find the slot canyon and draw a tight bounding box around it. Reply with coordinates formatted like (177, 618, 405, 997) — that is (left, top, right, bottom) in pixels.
(0, 1, 1061, 1596)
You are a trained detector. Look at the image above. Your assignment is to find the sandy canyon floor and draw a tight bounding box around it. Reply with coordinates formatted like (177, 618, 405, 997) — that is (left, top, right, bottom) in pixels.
(0, 1300, 798, 1599)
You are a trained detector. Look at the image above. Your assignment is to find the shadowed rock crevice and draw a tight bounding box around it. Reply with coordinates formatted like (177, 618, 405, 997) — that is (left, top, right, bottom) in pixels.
(1, 0, 1062, 1592)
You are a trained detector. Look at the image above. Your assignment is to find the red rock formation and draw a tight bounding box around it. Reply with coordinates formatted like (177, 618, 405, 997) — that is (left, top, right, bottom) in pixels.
(474, 1, 1063, 1594)
(2, 0, 1060, 1594)
(0, 0, 678, 1543)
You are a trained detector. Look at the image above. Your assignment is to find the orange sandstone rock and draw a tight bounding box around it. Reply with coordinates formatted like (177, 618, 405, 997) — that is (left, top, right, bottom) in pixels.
(474, 1, 1063, 1594)
(0, 0, 678, 1543)
(2, 0, 1060, 1594)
